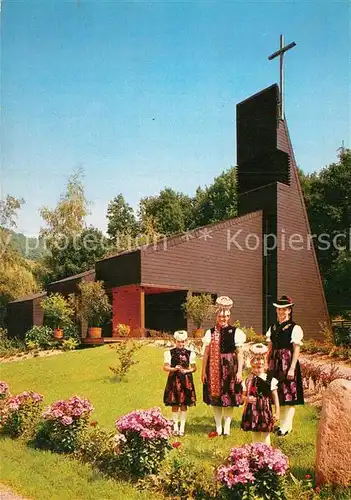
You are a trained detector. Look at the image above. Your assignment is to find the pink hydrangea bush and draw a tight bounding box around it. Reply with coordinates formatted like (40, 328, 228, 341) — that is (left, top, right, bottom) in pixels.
(217, 443, 289, 499)
(0, 390, 44, 438)
(35, 396, 94, 453)
(114, 407, 174, 476)
(0, 381, 10, 400)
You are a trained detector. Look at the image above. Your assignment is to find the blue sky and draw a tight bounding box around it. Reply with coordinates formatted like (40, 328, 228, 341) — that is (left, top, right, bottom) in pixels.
(1, 0, 350, 237)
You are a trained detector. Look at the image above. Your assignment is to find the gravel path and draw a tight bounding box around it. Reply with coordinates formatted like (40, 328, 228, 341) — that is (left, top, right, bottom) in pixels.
(0, 485, 29, 500)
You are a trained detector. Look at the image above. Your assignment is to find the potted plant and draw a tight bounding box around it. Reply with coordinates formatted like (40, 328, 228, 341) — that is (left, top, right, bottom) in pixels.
(78, 281, 111, 338)
(41, 293, 75, 339)
(114, 323, 131, 338)
(183, 293, 215, 338)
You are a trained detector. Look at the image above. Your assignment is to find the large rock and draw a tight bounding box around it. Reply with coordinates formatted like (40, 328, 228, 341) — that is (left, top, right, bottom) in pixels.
(315, 378, 351, 486)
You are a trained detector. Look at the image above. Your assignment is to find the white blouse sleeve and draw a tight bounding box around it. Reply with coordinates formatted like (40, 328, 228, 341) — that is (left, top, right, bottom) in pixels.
(270, 377, 279, 391)
(202, 329, 211, 347)
(291, 325, 304, 345)
(266, 327, 272, 341)
(234, 327, 246, 347)
(163, 350, 171, 364)
(189, 351, 196, 364)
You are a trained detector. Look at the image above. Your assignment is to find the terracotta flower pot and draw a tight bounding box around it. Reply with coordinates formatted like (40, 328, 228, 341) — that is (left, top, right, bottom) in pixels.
(88, 327, 102, 339)
(53, 328, 63, 339)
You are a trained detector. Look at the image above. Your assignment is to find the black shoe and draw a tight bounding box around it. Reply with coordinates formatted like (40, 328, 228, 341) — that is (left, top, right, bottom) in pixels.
(277, 429, 290, 437)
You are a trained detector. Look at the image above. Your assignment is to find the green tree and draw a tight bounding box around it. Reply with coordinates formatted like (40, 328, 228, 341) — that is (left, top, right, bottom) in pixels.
(40, 169, 89, 247)
(300, 149, 351, 317)
(192, 167, 238, 228)
(39, 170, 91, 283)
(139, 188, 193, 236)
(0, 195, 39, 327)
(43, 227, 109, 284)
(0, 195, 25, 229)
(106, 194, 139, 243)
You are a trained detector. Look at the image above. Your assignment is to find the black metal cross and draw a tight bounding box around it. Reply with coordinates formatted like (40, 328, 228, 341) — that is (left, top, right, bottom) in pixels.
(268, 35, 296, 120)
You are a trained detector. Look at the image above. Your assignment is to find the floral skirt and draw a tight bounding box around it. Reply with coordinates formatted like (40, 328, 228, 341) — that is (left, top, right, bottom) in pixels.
(268, 348, 304, 406)
(241, 396, 274, 432)
(163, 373, 196, 407)
(203, 353, 243, 407)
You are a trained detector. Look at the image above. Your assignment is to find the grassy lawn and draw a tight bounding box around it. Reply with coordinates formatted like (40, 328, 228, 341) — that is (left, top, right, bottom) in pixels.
(0, 345, 323, 498)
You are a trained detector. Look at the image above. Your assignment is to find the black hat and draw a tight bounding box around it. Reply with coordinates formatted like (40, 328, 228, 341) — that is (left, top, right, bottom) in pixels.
(273, 295, 294, 308)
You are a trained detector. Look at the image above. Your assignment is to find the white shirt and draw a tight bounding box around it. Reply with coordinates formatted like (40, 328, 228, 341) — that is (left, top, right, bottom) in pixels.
(243, 373, 279, 392)
(163, 349, 196, 365)
(266, 324, 304, 345)
(202, 327, 246, 347)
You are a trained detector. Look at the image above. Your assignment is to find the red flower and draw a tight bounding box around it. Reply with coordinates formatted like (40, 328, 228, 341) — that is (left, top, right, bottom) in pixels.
(208, 431, 218, 438)
(90, 420, 98, 427)
(305, 474, 312, 479)
(172, 441, 182, 448)
(250, 386, 258, 396)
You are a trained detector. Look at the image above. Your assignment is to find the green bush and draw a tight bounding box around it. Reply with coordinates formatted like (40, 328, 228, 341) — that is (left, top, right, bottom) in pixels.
(77, 425, 121, 478)
(183, 293, 215, 329)
(61, 338, 79, 351)
(114, 323, 130, 337)
(0, 391, 44, 439)
(25, 326, 54, 350)
(109, 341, 141, 381)
(138, 454, 218, 499)
(41, 293, 75, 329)
(0, 334, 27, 358)
(62, 323, 81, 343)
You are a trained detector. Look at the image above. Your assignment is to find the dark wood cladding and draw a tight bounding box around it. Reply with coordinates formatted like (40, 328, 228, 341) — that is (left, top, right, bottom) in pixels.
(95, 251, 141, 288)
(237, 85, 290, 194)
(46, 270, 95, 295)
(142, 212, 263, 333)
(276, 121, 330, 340)
(7, 293, 45, 339)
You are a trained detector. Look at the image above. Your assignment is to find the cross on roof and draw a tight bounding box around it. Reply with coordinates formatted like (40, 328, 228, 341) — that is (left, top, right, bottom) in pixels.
(268, 35, 296, 120)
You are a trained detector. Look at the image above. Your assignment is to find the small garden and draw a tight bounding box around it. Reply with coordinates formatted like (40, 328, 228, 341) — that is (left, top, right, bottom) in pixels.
(1, 345, 351, 499)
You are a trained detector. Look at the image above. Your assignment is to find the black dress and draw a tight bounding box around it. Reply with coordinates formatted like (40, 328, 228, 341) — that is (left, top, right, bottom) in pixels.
(267, 320, 304, 406)
(203, 325, 243, 407)
(241, 374, 276, 432)
(163, 348, 196, 407)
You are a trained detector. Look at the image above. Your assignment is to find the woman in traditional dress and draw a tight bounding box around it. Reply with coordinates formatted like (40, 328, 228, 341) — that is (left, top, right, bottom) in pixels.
(163, 330, 196, 436)
(241, 343, 280, 446)
(266, 295, 304, 436)
(201, 296, 246, 436)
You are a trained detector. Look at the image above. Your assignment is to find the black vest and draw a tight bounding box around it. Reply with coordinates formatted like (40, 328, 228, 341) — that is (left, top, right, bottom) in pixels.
(249, 374, 274, 398)
(170, 348, 191, 368)
(211, 325, 237, 353)
(270, 321, 296, 350)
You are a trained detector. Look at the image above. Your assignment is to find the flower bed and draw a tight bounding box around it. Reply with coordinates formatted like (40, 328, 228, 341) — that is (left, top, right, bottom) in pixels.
(114, 407, 174, 476)
(35, 396, 94, 453)
(217, 443, 289, 499)
(0, 389, 43, 438)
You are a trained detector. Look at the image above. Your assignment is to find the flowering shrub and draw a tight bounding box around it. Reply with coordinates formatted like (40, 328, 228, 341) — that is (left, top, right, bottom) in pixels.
(35, 396, 93, 453)
(217, 443, 289, 500)
(0, 381, 10, 400)
(114, 407, 173, 476)
(0, 390, 44, 438)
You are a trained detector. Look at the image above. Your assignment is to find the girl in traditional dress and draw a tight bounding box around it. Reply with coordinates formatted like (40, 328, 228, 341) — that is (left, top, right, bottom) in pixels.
(241, 343, 280, 446)
(163, 330, 196, 436)
(201, 296, 246, 436)
(266, 295, 304, 436)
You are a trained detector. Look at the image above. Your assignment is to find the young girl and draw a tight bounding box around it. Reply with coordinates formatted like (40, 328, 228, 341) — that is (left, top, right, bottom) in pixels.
(241, 344, 280, 446)
(163, 330, 196, 436)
